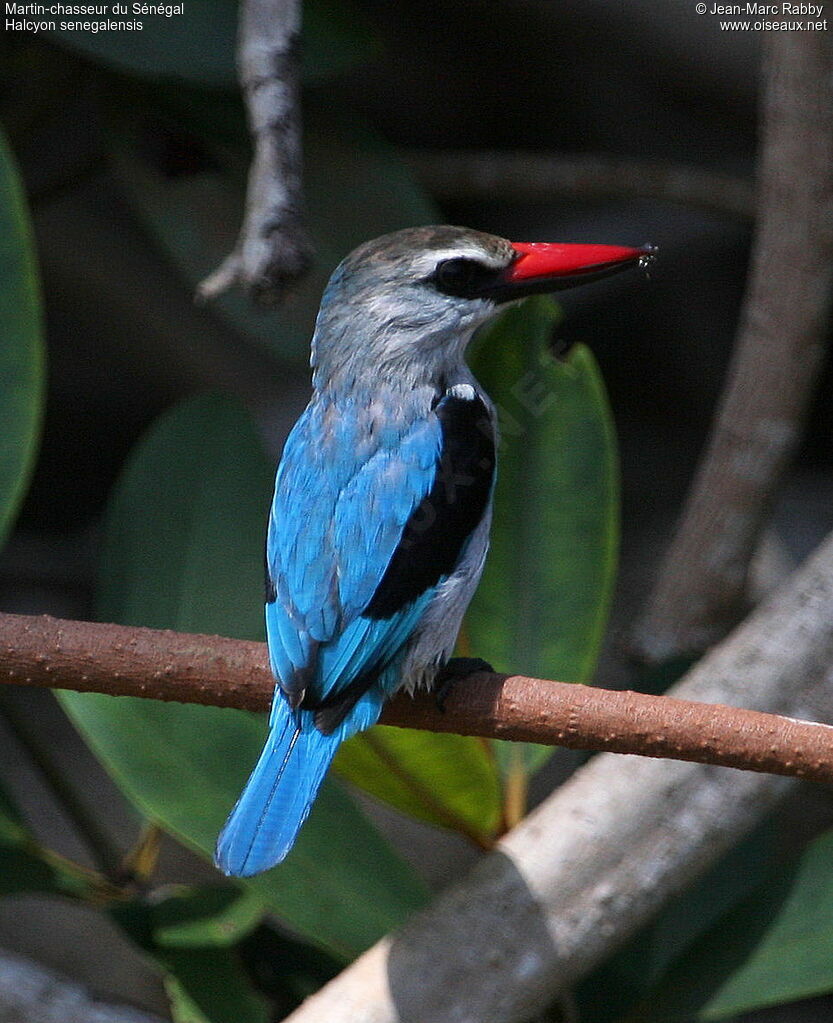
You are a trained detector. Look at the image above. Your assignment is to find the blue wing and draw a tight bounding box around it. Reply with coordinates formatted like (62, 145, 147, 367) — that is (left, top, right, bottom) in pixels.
(215, 399, 444, 877)
(265, 399, 443, 707)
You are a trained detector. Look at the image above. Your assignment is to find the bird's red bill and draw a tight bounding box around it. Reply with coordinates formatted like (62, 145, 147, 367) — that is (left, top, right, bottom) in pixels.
(507, 242, 653, 282)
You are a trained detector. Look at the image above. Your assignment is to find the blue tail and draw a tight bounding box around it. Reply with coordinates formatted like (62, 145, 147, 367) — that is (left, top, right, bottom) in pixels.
(215, 688, 384, 877)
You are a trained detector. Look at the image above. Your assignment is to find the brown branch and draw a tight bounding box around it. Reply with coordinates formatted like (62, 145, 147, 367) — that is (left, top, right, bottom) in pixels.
(3, 609, 833, 787)
(632, 31, 833, 663)
(197, 0, 313, 305)
(407, 151, 754, 219)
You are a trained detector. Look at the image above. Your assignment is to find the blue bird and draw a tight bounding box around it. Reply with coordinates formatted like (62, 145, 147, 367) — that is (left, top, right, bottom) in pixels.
(215, 226, 651, 877)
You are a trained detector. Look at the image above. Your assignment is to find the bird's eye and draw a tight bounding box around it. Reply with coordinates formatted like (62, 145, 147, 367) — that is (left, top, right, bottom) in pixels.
(432, 258, 493, 298)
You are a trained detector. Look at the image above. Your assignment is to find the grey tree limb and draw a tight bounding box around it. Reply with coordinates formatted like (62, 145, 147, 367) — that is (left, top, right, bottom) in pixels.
(631, 31, 833, 663)
(0, 948, 166, 1023)
(198, 0, 313, 305)
(280, 529, 833, 1023)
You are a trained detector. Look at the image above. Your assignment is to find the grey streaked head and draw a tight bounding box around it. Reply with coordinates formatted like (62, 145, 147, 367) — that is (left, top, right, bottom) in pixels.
(338, 225, 515, 283)
(311, 226, 517, 385)
(310, 225, 652, 387)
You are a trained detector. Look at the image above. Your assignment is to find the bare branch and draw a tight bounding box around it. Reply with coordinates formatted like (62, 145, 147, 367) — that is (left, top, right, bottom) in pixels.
(632, 31, 833, 663)
(408, 151, 754, 219)
(197, 0, 313, 305)
(277, 526, 833, 1023)
(4, 529, 833, 784)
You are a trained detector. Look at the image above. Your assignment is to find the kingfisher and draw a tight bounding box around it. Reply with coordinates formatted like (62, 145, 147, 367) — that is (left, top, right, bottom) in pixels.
(215, 225, 652, 877)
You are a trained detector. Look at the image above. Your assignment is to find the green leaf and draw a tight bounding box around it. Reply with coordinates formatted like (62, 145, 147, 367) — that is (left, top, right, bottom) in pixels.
(114, 103, 437, 365)
(334, 725, 501, 845)
(629, 828, 833, 1021)
(161, 950, 270, 1023)
(112, 896, 269, 1023)
(0, 127, 44, 550)
(0, 840, 103, 902)
(466, 297, 620, 775)
(48, 0, 377, 87)
(92, 393, 269, 636)
(238, 922, 341, 1011)
(117, 894, 269, 1023)
(151, 886, 264, 948)
(60, 394, 426, 958)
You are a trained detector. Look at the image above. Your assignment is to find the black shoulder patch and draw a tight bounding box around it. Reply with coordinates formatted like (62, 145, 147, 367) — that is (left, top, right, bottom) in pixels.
(364, 392, 495, 620)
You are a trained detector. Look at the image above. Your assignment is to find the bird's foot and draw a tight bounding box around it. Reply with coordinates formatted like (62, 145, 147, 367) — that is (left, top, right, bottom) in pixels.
(433, 657, 494, 712)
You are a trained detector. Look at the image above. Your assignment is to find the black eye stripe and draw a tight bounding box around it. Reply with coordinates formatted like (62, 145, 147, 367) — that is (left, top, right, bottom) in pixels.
(431, 257, 500, 299)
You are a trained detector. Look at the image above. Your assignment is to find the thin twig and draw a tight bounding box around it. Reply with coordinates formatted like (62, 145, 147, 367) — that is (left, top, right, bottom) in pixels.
(407, 151, 755, 219)
(197, 0, 313, 304)
(632, 31, 833, 663)
(2, 591, 833, 786)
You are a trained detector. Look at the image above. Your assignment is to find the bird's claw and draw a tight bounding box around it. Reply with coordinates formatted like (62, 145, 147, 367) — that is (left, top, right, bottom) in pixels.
(433, 657, 494, 712)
